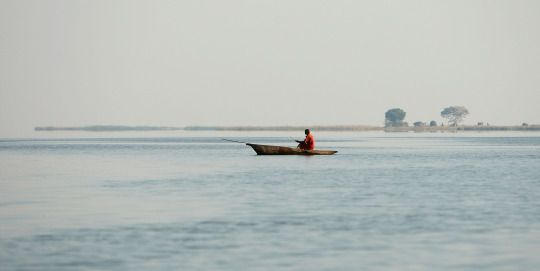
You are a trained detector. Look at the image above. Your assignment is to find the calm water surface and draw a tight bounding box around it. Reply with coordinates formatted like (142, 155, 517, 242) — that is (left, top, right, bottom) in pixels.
(1, 132, 539, 270)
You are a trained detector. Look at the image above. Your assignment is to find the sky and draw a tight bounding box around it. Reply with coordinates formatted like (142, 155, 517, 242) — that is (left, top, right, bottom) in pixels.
(1, 0, 539, 137)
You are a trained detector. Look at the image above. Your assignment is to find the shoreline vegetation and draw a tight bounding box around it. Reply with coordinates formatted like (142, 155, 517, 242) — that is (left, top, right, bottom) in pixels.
(34, 125, 540, 132)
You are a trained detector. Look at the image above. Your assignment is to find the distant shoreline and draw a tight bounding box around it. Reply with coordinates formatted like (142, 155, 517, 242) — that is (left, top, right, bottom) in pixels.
(34, 125, 540, 132)
(34, 125, 184, 132)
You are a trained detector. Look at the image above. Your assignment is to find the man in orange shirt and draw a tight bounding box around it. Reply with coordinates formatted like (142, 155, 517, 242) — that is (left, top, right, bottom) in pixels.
(296, 129, 315, 150)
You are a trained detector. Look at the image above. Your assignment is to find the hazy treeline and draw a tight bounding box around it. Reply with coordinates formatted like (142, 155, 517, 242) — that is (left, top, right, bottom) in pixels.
(35, 106, 538, 133)
(384, 125, 540, 132)
(35, 125, 540, 132)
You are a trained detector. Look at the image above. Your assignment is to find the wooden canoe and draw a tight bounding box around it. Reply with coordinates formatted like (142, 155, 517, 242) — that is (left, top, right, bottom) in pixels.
(247, 143, 337, 155)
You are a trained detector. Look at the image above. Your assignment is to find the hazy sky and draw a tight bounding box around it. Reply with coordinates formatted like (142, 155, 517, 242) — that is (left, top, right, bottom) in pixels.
(1, 0, 539, 137)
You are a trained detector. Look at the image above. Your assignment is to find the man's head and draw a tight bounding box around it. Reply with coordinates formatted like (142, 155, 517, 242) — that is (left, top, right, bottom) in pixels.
(305, 129, 310, 135)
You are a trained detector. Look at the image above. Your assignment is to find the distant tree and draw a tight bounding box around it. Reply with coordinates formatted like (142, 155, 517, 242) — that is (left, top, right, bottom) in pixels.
(385, 108, 406, 127)
(522, 123, 529, 127)
(413, 121, 425, 127)
(429, 120, 437, 127)
(441, 106, 469, 126)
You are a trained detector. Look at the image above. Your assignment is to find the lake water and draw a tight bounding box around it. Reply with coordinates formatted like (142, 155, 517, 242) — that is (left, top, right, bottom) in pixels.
(1, 131, 539, 270)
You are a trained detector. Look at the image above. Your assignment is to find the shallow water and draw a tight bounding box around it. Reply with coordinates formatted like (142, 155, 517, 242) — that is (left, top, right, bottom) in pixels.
(1, 132, 539, 270)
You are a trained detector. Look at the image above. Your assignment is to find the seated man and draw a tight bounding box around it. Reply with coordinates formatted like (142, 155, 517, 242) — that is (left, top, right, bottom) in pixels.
(296, 129, 315, 150)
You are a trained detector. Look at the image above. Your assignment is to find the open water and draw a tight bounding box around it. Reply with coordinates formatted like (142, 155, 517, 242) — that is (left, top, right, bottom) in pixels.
(1, 131, 539, 270)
